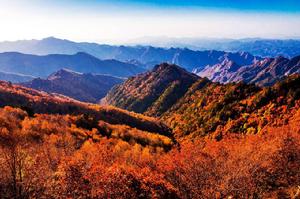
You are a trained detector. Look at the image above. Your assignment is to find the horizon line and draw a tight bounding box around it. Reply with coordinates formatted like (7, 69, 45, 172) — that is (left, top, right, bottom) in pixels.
(1, 36, 300, 45)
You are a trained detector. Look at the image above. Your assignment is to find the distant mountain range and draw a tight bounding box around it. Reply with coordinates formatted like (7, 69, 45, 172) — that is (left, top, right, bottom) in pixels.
(1, 37, 300, 62)
(128, 37, 300, 58)
(221, 39, 300, 58)
(0, 52, 144, 78)
(20, 69, 124, 103)
(197, 55, 300, 86)
(0, 37, 261, 71)
(0, 37, 300, 89)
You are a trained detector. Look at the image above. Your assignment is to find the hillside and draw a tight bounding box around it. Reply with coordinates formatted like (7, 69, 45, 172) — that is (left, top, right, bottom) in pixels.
(162, 74, 300, 138)
(0, 52, 144, 78)
(1, 78, 300, 198)
(103, 63, 200, 116)
(20, 69, 123, 103)
(0, 80, 173, 141)
(104, 63, 300, 139)
(197, 55, 300, 86)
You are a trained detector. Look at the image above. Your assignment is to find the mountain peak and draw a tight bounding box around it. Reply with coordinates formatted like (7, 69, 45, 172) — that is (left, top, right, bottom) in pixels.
(104, 63, 200, 116)
(22, 69, 124, 103)
(42, 37, 73, 42)
(43, 36, 59, 40)
(152, 63, 199, 79)
(274, 55, 288, 62)
(73, 51, 97, 58)
(47, 68, 81, 80)
(153, 62, 183, 71)
(41, 37, 64, 42)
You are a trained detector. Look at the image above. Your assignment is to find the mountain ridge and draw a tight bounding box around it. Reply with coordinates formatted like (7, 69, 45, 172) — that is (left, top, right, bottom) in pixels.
(104, 63, 201, 116)
(0, 37, 261, 72)
(104, 63, 300, 139)
(197, 55, 300, 86)
(0, 51, 144, 78)
(0, 80, 172, 139)
(20, 69, 124, 103)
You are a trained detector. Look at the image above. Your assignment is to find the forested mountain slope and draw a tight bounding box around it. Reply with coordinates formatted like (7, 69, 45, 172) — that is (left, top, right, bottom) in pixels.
(104, 63, 300, 140)
(103, 63, 200, 116)
(163, 74, 300, 139)
(0, 75, 299, 198)
(0, 80, 173, 143)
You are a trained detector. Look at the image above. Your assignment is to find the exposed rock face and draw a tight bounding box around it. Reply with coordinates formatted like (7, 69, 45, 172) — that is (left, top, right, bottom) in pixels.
(197, 55, 300, 86)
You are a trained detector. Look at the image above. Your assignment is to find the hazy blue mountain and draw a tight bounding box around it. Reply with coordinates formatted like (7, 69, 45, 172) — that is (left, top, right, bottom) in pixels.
(108, 46, 260, 72)
(2, 37, 300, 73)
(0, 37, 264, 71)
(0, 37, 132, 60)
(0, 52, 144, 78)
(219, 39, 300, 58)
(20, 69, 124, 103)
(0, 71, 35, 83)
(128, 37, 300, 58)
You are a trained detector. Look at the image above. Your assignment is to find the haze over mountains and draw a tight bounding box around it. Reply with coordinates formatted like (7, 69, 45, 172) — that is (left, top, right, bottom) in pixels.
(1, 37, 300, 59)
(0, 71, 35, 83)
(0, 37, 261, 74)
(0, 51, 143, 78)
(129, 37, 300, 58)
(0, 37, 299, 74)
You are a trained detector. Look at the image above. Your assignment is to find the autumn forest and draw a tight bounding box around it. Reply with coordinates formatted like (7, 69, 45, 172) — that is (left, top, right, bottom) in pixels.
(0, 62, 299, 198)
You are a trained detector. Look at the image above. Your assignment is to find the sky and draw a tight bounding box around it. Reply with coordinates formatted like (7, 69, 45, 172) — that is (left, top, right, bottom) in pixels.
(0, 0, 300, 44)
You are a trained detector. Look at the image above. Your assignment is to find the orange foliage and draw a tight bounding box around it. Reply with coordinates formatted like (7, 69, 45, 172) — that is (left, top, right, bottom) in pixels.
(0, 76, 300, 198)
(0, 106, 299, 198)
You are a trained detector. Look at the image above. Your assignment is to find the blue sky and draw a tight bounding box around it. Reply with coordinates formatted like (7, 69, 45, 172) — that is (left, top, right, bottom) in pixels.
(157, 0, 299, 12)
(64, 0, 300, 13)
(0, 0, 300, 43)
